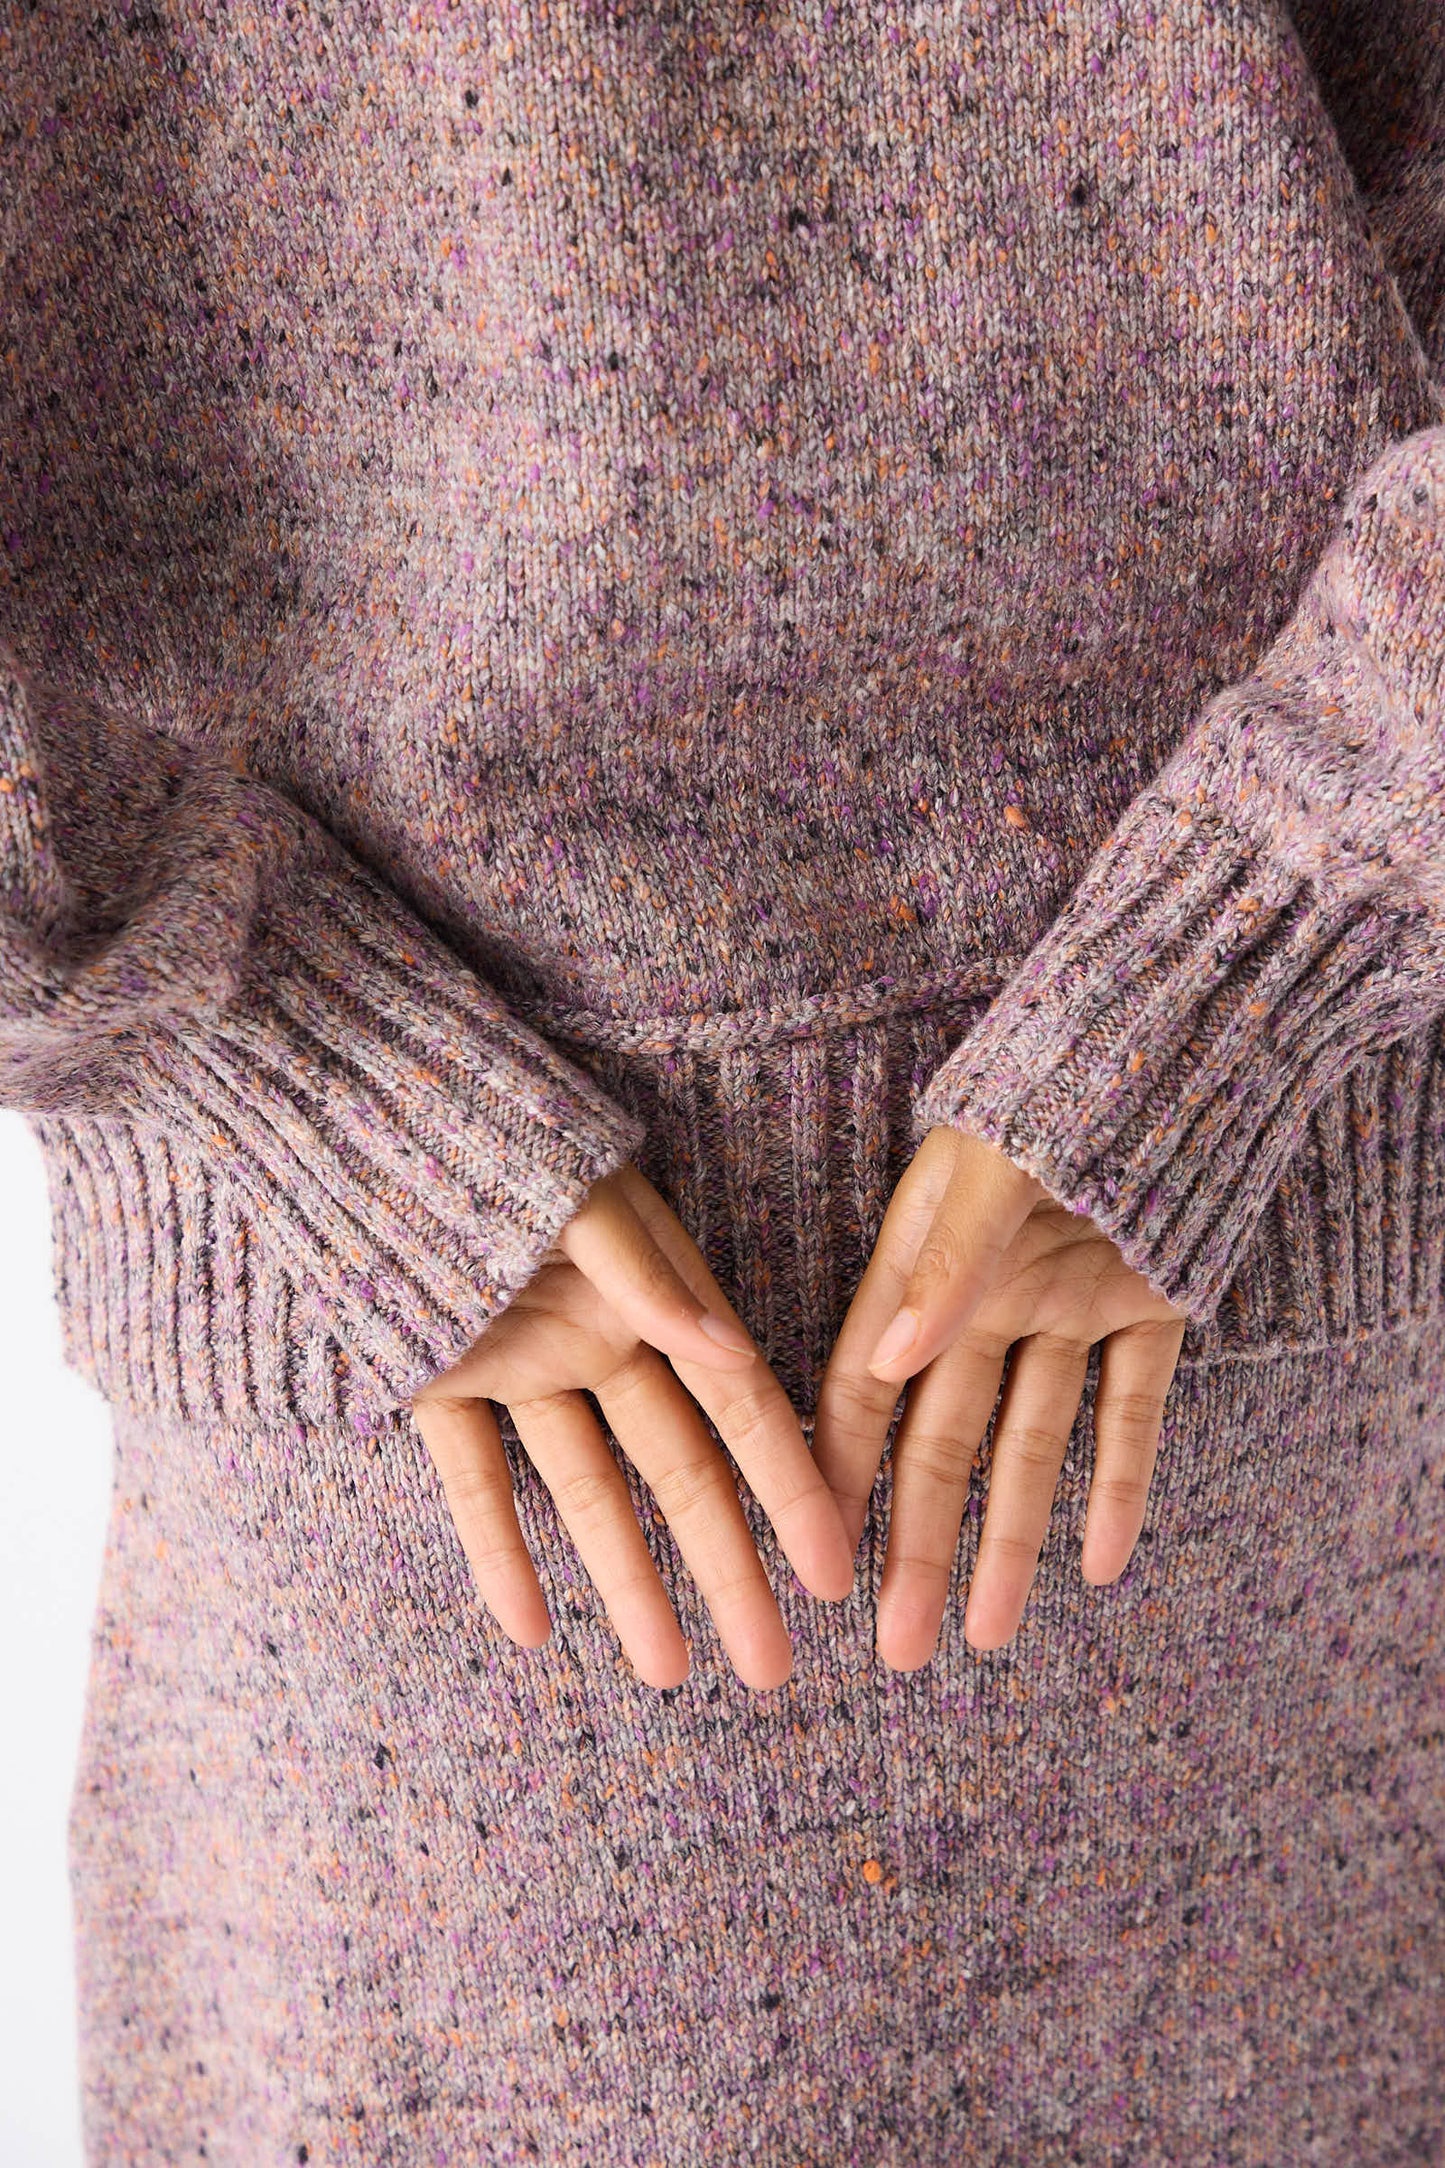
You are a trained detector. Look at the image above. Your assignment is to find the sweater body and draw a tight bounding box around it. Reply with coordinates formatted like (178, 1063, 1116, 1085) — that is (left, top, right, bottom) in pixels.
(7, 1, 1433, 1022)
(8, 2, 1445, 1416)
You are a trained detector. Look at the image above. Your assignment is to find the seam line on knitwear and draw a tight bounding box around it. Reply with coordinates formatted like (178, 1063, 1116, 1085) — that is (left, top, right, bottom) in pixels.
(509, 961, 1012, 1051)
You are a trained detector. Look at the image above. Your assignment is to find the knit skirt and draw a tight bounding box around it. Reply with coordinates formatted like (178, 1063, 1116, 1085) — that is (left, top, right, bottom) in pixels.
(66, 1320, 1444, 2167)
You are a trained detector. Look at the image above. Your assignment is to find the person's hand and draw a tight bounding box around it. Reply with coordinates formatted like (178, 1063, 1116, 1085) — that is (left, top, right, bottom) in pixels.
(812, 1123, 1189, 1666)
(412, 1162, 855, 1694)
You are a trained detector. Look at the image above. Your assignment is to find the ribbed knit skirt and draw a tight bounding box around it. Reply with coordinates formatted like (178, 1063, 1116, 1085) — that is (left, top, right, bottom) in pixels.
(40, 986, 1445, 2165)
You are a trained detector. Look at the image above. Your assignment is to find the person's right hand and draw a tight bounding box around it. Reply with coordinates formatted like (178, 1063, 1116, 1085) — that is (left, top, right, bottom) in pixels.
(412, 1161, 855, 1693)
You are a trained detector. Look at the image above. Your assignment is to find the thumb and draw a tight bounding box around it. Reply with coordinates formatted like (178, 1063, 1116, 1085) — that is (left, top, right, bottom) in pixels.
(862, 1125, 1043, 1383)
(557, 1167, 760, 1370)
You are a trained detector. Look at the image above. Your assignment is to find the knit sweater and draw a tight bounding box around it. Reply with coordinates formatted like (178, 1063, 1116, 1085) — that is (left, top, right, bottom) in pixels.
(4, 3, 1445, 2161)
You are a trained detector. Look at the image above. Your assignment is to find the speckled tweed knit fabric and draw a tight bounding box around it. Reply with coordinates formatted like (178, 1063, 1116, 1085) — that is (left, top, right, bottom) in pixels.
(3, 0, 1445, 2160)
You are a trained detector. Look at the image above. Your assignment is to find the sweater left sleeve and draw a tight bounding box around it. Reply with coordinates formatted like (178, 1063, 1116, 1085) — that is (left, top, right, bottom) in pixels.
(912, 424, 1445, 1326)
(0, 653, 647, 1407)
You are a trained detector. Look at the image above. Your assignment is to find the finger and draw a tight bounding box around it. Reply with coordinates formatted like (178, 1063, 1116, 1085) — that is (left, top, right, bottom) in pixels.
(611, 1172, 854, 1602)
(671, 1344, 856, 1602)
(507, 1387, 692, 1692)
(964, 1330, 1092, 1651)
(811, 1135, 962, 1550)
(412, 1393, 552, 1649)
(1080, 1317, 1186, 1585)
(591, 1345, 796, 1692)
(584, 1167, 855, 1604)
(874, 1325, 1011, 1671)
(811, 1284, 918, 1556)
(863, 1127, 1043, 1385)
(611, 1160, 744, 1310)
(557, 1167, 759, 1370)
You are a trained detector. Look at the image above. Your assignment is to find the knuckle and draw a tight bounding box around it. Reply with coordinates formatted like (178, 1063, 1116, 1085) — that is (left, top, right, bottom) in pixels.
(601, 1562, 664, 1610)
(715, 1378, 784, 1454)
(632, 1237, 688, 1307)
(552, 1466, 622, 1525)
(957, 1323, 1013, 1365)
(445, 1519, 524, 1582)
(760, 1464, 823, 1525)
(898, 1427, 976, 1487)
(975, 1527, 1041, 1567)
(817, 1365, 896, 1437)
(1104, 1387, 1169, 1439)
(998, 1421, 1067, 1472)
(413, 1390, 466, 1428)
(589, 1346, 654, 1401)
(882, 1548, 954, 1588)
(467, 1539, 532, 1584)
(1030, 1329, 1093, 1372)
(1091, 1470, 1152, 1515)
(517, 1387, 590, 1421)
(913, 1219, 968, 1288)
(701, 1557, 771, 1613)
(650, 1455, 731, 1523)
(437, 1462, 497, 1514)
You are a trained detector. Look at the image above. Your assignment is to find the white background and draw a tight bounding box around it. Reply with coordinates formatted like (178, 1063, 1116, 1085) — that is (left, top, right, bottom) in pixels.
(0, 1112, 114, 2168)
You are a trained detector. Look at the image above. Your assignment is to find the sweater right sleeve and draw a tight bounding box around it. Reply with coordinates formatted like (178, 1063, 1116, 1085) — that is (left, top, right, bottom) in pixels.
(909, 424, 1445, 1328)
(0, 651, 646, 1406)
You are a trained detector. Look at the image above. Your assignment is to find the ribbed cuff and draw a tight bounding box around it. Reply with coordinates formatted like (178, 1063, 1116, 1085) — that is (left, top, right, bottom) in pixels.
(911, 787, 1437, 1325)
(133, 845, 646, 1405)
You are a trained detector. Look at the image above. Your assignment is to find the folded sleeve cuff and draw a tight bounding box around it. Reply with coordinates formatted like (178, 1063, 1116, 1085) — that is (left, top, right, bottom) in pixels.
(134, 845, 646, 1405)
(910, 785, 1437, 1325)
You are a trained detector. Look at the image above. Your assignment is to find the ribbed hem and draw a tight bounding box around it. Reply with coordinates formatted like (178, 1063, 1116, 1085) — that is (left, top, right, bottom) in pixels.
(131, 848, 648, 1405)
(32, 969, 1445, 1435)
(39, 1117, 376, 1430)
(911, 790, 1444, 1327)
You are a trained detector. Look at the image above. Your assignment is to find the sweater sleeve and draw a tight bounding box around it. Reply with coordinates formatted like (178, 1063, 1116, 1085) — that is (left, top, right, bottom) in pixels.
(0, 650, 645, 1404)
(911, 424, 1445, 1326)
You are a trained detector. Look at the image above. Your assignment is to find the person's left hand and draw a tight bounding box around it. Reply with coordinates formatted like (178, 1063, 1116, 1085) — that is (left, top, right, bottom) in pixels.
(812, 1123, 1189, 1666)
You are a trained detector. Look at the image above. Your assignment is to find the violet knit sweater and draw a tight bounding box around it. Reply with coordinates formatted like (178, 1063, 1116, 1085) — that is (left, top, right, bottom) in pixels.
(3, 2, 1444, 2160)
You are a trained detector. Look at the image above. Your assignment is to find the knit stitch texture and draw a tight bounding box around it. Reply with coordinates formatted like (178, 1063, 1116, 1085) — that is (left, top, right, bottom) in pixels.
(2, 2, 1444, 2159)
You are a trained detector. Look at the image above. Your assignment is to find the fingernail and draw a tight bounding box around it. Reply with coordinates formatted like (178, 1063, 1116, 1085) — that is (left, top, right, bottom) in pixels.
(868, 1307, 920, 1370)
(698, 1310, 755, 1354)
